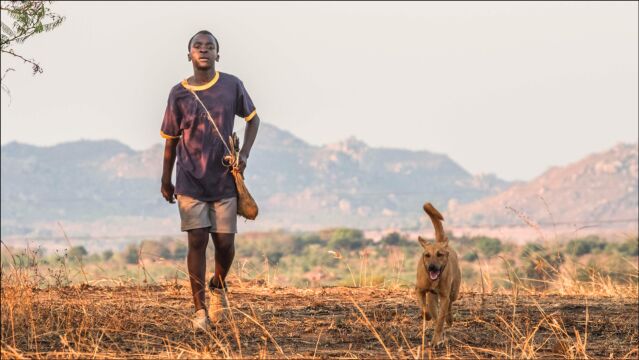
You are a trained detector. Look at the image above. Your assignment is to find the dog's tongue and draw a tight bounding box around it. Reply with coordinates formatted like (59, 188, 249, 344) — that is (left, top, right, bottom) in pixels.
(429, 271, 440, 280)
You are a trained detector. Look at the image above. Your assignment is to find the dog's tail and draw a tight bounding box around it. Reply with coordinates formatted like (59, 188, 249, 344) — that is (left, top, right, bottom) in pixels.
(423, 202, 446, 243)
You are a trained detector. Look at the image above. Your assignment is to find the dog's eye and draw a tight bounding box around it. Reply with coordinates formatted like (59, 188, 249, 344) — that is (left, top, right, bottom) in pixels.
(424, 253, 431, 258)
(436, 252, 443, 257)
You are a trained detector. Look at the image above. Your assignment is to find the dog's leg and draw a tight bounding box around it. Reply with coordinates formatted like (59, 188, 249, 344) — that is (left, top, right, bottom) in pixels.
(425, 292, 438, 321)
(416, 288, 429, 319)
(446, 300, 454, 326)
(447, 277, 460, 325)
(451, 276, 461, 302)
(431, 295, 450, 347)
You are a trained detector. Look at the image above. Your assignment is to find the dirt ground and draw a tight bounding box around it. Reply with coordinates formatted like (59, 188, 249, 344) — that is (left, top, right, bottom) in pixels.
(2, 283, 638, 359)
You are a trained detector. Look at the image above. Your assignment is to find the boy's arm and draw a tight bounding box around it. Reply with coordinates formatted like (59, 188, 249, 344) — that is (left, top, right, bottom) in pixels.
(238, 115, 260, 174)
(161, 138, 179, 203)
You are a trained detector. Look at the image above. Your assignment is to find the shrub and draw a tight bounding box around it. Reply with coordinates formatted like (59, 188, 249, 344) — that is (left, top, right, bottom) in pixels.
(266, 251, 285, 265)
(173, 242, 187, 260)
(292, 233, 323, 254)
(381, 232, 407, 246)
(102, 249, 114, 261)
(299, 244, 336, 268)
(68, 246, 88, 259)
(123, 244, 139, 265)
(566, 236, 606, 257)
(615, 236, 638, 257)
(381, 232, 401, 246)
(328, 228, 369, 250)
(474, 237, 502, 258)
(522, 248, 564, 285)
(462, 251, 478, 262)
(140, 240, 172, 260)
(520, 243, 545, 260)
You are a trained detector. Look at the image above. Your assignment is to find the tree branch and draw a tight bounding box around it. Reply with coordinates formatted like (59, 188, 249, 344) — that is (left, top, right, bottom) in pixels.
(1, 48, 42, 74)
(1, 67, 15, 100)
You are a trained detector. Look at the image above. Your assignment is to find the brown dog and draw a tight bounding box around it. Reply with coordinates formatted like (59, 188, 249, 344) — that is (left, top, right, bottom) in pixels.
(416, 202, 461, 346)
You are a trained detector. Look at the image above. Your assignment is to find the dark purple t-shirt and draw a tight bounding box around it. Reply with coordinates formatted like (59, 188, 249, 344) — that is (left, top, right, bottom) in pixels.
(161, 71, 257, 201)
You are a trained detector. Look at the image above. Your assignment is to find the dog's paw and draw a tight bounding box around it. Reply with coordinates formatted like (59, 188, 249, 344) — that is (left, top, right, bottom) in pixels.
(431, 334, 445, 348)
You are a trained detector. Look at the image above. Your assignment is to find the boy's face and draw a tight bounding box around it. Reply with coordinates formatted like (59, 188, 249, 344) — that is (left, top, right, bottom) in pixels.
(189, 33, 218, 70)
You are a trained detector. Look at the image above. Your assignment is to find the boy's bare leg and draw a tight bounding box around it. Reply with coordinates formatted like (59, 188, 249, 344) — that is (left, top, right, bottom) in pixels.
(209, 233, 235, 289)
(187, 227, 210, 311)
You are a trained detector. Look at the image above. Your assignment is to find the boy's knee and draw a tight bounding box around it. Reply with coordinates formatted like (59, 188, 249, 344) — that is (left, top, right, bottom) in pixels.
(213, 233, 235, 252)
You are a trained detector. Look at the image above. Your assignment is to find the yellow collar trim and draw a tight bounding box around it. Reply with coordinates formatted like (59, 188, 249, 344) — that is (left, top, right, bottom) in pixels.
(181, 71, 219, 91)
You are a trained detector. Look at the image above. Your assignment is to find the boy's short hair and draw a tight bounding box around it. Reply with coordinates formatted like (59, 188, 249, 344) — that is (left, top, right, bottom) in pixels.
(188, 30, 219, 52)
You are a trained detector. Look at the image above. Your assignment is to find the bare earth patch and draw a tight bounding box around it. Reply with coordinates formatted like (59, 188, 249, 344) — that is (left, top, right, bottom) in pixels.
(2, 284, 637, 358)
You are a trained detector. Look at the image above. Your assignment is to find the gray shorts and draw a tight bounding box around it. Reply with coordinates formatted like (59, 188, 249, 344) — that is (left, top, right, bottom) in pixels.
(176, 195, 237, 233)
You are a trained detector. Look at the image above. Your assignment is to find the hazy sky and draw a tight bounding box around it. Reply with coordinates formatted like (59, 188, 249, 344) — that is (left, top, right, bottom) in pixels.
(1, 1, 637, 181)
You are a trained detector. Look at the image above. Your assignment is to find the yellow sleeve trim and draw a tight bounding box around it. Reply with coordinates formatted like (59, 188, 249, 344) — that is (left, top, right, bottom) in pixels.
(245, 110, 257, 122)
(160, 130, 180, 139)
(180, 71, 220, 91)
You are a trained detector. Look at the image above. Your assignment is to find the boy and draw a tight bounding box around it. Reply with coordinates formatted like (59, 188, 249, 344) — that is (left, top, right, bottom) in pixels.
(160, 30, 260, 330)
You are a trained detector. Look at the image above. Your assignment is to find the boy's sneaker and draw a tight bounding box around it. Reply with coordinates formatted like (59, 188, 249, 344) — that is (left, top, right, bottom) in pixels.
(209, 288, 229, 323)
(208, 287, 229, 323)
(191, 308, 210, 331)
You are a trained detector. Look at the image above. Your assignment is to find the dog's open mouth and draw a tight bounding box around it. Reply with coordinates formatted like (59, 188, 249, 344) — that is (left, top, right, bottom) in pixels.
(429, 270, 441, 281)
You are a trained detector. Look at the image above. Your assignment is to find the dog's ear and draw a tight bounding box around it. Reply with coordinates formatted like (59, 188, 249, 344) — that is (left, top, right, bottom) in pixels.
(418, 236, 430, 249)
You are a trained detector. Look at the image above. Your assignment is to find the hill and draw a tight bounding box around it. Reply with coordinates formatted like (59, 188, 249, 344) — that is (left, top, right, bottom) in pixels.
(1, 123, 510, 236)
(447, 143, 638, 228)
(1, 125, 636, 239)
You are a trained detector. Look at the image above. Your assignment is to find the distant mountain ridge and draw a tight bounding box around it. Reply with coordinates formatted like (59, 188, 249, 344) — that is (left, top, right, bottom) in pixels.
(1, 123, 510, 235)
(1, 124, 636, 237)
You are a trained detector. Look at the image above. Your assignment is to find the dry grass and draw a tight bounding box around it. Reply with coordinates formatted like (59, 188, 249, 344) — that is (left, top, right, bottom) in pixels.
(1, 254, 637, 359)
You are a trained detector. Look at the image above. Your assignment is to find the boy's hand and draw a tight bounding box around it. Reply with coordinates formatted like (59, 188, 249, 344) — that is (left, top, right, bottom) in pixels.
(161, 181, 176, 203)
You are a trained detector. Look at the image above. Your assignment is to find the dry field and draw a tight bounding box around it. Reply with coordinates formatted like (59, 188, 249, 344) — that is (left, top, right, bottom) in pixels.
(1, 277, 638, 359)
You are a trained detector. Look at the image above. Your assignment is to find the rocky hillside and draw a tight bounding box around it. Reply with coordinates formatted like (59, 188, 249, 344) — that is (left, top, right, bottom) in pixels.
(446, 143, 638, 227)
(1, 123, 509, 235)
(3, 124, 636, 236)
